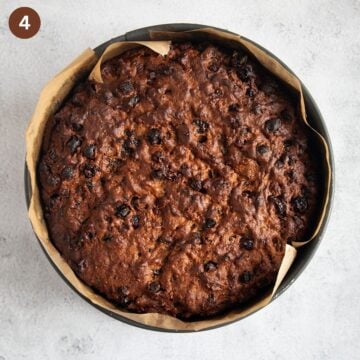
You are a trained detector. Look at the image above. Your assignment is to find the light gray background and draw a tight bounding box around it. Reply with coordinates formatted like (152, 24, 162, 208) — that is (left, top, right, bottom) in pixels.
(1, 0, 359, 359)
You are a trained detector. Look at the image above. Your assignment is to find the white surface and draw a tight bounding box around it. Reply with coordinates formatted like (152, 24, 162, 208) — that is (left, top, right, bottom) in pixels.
(0, 0, 359, 359)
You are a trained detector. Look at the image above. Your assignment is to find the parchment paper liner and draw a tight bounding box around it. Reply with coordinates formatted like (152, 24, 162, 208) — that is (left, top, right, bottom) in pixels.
(25, 28, 331, 331)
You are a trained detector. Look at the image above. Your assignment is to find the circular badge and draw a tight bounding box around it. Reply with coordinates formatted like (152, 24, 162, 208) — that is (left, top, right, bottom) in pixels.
(9, 7, 41, 39)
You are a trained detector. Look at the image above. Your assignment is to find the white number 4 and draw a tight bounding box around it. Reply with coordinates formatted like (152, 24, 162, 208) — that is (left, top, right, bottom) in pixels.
(19, 15, 31, 30)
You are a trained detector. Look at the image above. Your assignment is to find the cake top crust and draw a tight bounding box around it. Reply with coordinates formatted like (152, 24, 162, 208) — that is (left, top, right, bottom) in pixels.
(38, 42, 319, 318)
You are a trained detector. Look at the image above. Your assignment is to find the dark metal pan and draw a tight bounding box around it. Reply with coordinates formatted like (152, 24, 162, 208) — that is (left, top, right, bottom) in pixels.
(24, 23, 334, 332)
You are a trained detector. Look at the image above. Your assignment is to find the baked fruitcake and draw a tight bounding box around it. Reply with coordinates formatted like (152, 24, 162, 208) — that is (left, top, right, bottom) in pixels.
(38, 42, 319, 318)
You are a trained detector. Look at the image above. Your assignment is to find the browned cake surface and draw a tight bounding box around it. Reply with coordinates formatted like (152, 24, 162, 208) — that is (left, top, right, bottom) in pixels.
(38, 42, 319, 319)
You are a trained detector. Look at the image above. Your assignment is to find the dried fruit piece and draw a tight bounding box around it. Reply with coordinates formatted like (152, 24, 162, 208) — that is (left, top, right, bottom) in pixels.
(257, 144, 269, 155)
(270, 196, 287, 217)
(151, 169, 164, 179)
(204, 261, 217, 272)
(128, 95, 140, 107)
(228, 103, 240, 112)
(204, 218, 216, 229)
(198, 135, 207, 143)
(83, 164, 96, 178)
(147, 128, 162, 145)
(132, 215, 140, 229)
(240, 237, 254, 250)
(83, 144, 96, 159)
(115, 204, 131, 218)
(189, 178, 203, 192)
(71, 123, 83, 132)
(240, 271, 253, 283)
(148, 281, 161, 293)
(237, 66, 250, 81)
(208, 63, 219, 72)
(193, 119, 209, 134)
(122, 132, 139, 156)
(103, 234, 113, 242)
(265, 118, 281, 132)
(292, 196, 308, 213)
(67, 136, 82, 154)
(119, 81, 134, 93)
(246, 88, 255, 97)
(61, 167, 74, 180)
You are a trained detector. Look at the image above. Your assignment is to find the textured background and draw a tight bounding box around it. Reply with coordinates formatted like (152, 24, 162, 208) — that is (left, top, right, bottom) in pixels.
(1, 0, 359, 359)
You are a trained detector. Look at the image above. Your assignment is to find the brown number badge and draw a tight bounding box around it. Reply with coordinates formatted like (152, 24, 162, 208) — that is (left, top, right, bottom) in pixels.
(9, 7, 41, 39)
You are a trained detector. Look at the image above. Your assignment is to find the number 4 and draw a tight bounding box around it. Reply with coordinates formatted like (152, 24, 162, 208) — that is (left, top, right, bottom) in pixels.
(19, 15, 31, 30)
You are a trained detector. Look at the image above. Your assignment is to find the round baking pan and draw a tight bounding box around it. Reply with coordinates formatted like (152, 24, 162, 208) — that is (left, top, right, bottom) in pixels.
(24, 23, 334, 332)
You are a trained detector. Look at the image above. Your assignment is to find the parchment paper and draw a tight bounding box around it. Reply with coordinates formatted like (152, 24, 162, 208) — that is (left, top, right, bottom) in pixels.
(88, 41, 171, 83)
(25, 29, 331, 331)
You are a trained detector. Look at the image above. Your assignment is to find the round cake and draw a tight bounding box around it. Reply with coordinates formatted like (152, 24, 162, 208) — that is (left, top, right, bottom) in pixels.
(38, 42, 319, 319)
